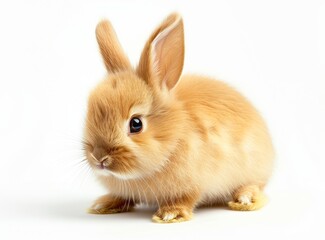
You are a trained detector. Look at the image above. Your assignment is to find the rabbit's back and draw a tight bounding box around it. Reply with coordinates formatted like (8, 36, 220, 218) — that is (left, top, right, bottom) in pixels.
(174, 75, 274, 203)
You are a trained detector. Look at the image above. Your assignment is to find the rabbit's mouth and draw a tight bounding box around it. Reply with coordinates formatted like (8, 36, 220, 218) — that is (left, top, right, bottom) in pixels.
(94, 164, 143, 180)
(94, 167, 111, 176)
(94, 156, 112, 170)
(90, 153, 143, 180)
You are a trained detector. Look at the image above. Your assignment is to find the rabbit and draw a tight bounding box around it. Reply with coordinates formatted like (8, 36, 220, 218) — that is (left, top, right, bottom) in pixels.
(83, 13, 274, 223)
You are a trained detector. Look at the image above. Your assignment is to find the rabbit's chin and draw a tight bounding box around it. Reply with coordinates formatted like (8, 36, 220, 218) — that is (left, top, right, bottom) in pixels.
(94, 168, 143, 180)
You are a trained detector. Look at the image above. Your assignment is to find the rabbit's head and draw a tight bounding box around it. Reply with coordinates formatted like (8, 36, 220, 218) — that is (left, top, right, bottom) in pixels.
(84, 14, 186, 180)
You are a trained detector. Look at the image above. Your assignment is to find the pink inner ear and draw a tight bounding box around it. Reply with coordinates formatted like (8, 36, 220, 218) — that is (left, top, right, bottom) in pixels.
(151, 36, 164, 83)
(150, 15, 184, 90)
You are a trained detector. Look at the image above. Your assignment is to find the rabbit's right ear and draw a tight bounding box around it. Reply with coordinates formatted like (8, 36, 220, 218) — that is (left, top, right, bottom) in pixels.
(137, 13, 184, 91)
(96, 20, 131, 73)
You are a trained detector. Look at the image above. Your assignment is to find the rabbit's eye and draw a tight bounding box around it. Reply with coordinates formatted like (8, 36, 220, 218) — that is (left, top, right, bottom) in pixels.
(129, 117, 143, 134)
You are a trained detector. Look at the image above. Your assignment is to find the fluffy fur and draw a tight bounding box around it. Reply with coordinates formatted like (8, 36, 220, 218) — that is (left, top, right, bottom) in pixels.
(84, 13, 274, 223)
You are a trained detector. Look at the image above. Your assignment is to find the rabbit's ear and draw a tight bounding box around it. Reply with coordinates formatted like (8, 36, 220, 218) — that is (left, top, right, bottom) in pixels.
(96, 20, 131, 73)
(137, 13, 184, 90)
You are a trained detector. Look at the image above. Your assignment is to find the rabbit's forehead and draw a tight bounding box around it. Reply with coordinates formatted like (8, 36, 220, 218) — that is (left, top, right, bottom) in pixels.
(100, 97, 151, 120)
(91, 73, 153, 119)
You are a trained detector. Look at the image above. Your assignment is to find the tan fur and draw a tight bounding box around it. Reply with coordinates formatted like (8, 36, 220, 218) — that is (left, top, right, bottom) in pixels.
(88, 194, 134, 214)
(228, 185, 268, 211)
(137, 14, 184, 90)
(96, 20, 131, 72)
(84, 13, 274, 223)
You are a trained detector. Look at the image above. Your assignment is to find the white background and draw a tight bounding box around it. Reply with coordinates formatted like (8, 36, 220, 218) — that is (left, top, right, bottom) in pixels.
(0, 0, 324, 239)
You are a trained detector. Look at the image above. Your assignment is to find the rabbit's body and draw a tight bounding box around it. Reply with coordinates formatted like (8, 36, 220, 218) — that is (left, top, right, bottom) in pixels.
(84, 14, 274, 223)
(96, 74, 273, 206)
(175, 75, 273, 205)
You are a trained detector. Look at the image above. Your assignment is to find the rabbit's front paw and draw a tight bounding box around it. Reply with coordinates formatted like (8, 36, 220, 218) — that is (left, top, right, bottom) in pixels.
(88, 194, 134, 214)
(152, 206, 192, 223)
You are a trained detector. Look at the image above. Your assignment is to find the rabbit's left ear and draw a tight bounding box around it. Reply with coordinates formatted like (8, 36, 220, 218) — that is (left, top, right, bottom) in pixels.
(96, 20, 132, 73)
(137, 13, 184, 90)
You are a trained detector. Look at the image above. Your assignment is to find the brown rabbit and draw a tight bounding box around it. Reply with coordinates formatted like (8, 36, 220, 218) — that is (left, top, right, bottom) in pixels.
(84, 13, 274, 223)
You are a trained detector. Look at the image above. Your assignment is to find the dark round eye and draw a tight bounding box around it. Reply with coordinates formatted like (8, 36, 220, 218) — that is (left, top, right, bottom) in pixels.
(129, 117, 143, 134)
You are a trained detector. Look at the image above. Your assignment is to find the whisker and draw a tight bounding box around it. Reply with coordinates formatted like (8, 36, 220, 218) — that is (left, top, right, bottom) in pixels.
(124, 180, 132, 211)
(133, 179, 144, 206)
(90, 153, 98, 161)
(138, 175, 161, 209)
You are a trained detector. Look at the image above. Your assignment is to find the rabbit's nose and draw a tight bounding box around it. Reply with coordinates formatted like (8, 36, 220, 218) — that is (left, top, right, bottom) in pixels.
(99, 156, 112, 169)
(99, 155, 109, 162)
(91, 146, 112, 169)
(92, 146, 107, 161)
